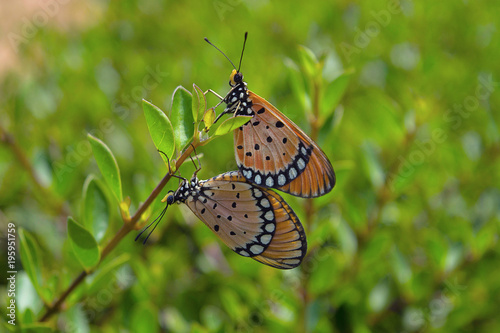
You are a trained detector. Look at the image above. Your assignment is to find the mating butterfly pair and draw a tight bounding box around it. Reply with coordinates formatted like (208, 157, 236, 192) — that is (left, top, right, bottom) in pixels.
(137, 34, 335, 269)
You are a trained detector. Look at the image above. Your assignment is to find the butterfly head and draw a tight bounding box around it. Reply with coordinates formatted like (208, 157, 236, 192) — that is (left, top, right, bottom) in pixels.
(229, 69, 244, 87)
(165, 190, 175, 205)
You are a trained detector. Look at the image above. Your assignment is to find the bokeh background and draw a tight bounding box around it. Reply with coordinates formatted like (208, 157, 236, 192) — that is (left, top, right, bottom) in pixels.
(1, 0, 500, 332)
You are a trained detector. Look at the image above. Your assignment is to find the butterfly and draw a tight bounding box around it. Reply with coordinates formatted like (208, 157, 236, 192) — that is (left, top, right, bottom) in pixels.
(205, 33, 336, 198)
(137, 169, 307, 269)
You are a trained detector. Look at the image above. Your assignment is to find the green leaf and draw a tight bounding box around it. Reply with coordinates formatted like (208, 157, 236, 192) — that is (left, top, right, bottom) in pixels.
(17, 272, 43, 316)
(192, 84, 207, 125)
(163, 307, 189, 332)
(201, 305, 224, 331)
(88, 134, 123, 202)
(335, 218, 357, 260)
(361, 141, 385, 190)
(444, 243, 463, 273)
(61, 304, 90, 333)
(219, 289, 244, 320)
(23, 308, 36, 324)
(67, 217, 100, 271)
(368, 278, 391, 312)
(297, 45, 318, 78)
(87, 253, 130, 295)
(18, 324, 53, 332)
(203, 107, 216, 131)
(285, 58, 310, 112)
(142, 99, 175, 162)
(18, 229, 47, 302)
(213, 116, 252, 137)
(320, 71, 353, 119)
(131, 302, 159, 333)
(191, 323, 210, 333)
(170, 86, 194, 152)
(82, 175, 110, 243)
(308, 250, 341, 295)
(473, 223, 496, 257)
(391, 246, 412, 284)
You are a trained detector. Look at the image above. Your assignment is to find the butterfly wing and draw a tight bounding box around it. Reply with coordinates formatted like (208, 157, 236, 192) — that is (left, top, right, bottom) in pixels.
(183, 171, 307, 269)
(234, 91, 336, 198)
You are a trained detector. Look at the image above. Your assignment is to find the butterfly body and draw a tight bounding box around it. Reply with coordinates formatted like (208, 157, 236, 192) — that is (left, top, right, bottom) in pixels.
(167, 170, 307, 269)
(222, 70, 336, 198)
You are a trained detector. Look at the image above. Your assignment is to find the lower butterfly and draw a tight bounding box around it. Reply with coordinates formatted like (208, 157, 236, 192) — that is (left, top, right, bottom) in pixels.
(137, 170, 307, 269)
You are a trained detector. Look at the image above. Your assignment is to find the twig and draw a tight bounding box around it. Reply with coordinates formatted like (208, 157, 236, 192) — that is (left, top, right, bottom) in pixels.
(39, 143, 196, 322)
(0, 125, 68, 215)
(300, 78, 322, 332)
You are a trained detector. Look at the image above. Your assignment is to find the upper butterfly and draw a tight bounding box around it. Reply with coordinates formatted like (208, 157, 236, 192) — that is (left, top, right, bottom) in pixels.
(205, 33, 336, 198)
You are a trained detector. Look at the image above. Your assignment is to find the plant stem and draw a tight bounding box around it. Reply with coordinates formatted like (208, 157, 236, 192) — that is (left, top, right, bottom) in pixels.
(300, 78, 322, 333)
(39, 143, 196, 322)
(0, 125, 68, 216)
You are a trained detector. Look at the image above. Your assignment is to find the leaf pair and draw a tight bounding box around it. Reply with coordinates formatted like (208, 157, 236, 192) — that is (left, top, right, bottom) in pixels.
(143, 84, 252, 158)
(285, 45, 353, 124)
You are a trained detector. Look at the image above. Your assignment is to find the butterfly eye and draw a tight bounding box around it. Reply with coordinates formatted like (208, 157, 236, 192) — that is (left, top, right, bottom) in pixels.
(233, 72, 243, 83)
(166, 191, 175, 205)
(229, 69, 244, 86)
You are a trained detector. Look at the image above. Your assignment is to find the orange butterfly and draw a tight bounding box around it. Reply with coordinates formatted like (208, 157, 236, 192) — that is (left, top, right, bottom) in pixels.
(137, 170, 307, 269)
(205, 33, 336, 198)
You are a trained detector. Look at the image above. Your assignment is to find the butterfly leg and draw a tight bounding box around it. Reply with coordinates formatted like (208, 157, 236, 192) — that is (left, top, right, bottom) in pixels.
(205, 89, 224, 101)
(189, 144, 202, 177)
(206, 86, 240, 123)
(157, 149, 188, 183)
(205, 89, 229, 112)
(157, 149, 176, 175)
(213, 99, 242, 125)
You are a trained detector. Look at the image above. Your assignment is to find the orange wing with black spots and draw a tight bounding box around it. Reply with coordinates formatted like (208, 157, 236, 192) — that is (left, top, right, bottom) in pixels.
(206, 34, 335, 198)
(177, 171, 307, 269)
(233, 90, 336, 198)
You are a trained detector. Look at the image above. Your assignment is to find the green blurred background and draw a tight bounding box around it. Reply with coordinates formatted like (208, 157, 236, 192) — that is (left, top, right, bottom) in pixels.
(1, 0, 500, 332)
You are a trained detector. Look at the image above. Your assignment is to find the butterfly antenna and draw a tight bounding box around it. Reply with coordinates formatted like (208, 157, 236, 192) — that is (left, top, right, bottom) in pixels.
(135, 204, 169, 245)
(204, 37, 237, 70)
(237, 32, 248, 73)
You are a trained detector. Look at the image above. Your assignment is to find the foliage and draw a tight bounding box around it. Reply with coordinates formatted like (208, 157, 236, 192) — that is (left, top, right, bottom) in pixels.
(1, 0, 499, 332)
